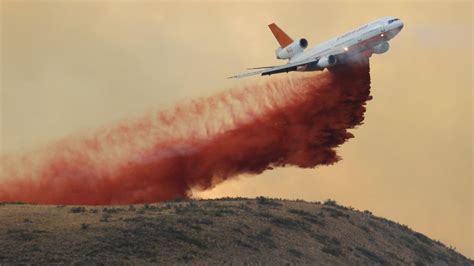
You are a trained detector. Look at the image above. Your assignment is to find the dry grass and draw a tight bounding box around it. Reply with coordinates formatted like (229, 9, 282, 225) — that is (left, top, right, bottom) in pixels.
(0, 198, 471, 265)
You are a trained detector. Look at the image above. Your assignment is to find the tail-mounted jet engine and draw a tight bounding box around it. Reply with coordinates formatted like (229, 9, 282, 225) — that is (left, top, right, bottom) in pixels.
(275, 38, 308, 59)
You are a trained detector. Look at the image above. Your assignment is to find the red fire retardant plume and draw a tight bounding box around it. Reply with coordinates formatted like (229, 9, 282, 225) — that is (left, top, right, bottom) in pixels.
(0, 59, 371, 205)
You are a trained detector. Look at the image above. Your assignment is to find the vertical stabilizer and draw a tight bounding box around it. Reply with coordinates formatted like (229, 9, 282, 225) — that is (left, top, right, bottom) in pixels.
(268, 23, 294, 48)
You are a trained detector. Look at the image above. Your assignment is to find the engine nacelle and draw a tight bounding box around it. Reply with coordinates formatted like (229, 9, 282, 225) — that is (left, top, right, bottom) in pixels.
(373, 41, 389, 54)
(275, 38, 308, 59)
(316, 55, 337, 68)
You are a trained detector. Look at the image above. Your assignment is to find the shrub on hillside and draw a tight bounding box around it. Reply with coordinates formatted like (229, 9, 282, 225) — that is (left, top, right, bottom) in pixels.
(256, 196, 282, 207)
(69, 207, 86, 213)
(288, 248, 304, 258)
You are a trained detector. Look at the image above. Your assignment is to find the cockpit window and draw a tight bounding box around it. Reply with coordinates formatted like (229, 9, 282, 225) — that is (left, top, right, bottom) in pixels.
(388, 18, 399, 24)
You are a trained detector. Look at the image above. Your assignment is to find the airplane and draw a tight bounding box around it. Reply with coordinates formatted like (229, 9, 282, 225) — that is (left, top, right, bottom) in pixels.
(229, 16, 404, 78)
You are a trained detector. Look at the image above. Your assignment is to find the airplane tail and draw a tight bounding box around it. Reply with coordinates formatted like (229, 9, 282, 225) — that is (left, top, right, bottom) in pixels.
(268, 23, 294, 48)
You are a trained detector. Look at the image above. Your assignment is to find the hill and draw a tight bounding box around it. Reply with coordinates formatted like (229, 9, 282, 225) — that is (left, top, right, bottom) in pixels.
(0, 198, 471, 265)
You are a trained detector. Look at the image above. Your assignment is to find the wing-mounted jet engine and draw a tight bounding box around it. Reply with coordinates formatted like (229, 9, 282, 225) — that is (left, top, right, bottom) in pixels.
(373, 41, 390, 54)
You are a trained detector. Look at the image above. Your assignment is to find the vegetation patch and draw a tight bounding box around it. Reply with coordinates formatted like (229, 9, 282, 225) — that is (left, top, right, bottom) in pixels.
(322, 207, 350, 219)
(177, 218, 213, 231)
(207, 207, 236, 217)
(323, 199, 338, 207)
(287, 208, 325, 226)
(368, 219, 378, 228)
(288, 248, 304, 258)
(177, 254, 194, 263)
(0, 202, 27, 206)
(161, 226, 208, 249)
(311, 232, 339, 246)
(311, 232, 343, 257)
(410, 243, 435, 263)
(413, 232, 433, 246)
(269, 216, 309, 231)
(104, 219, 208, 255)
(256, 211, 273, 219)
(213, 197, 251, 201)
(256, 196, 282, 207)
(322, 245, 343, 257)
(81, 223, 90, 230)
(174, 202, 205, 216)
(355, 247, 387, 264)
(237, 203, 251, 210)
(232, 223, 251, 235)
(287, 208, 312, 216)
(6, 229, 37, 241)
(140, 204, 163, 212)
(102, 208, 125, 214)
(360, 225, 370, 232)
(250, 228, 276, 248)
(234, 239, 259, 251)
(69, 207, 86, 213)
(100, 213, 112, 222)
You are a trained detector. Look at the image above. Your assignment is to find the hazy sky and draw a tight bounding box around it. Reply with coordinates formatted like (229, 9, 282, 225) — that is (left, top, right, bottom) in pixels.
(1, 0, 472, 258)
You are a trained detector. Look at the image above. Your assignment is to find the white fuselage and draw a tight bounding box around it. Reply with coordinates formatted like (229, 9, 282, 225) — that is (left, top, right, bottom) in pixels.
(230, 17, 404, 78)
(289, 16, 404, 64)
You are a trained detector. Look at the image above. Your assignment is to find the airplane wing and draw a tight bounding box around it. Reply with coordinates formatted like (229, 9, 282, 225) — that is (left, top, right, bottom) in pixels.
(229, 56, 320, 79)
(228, 68, 269, 79)
(246, 65, 279, 70)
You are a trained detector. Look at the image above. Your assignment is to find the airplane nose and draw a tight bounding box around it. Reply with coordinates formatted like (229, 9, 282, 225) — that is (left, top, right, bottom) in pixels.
(397, 20, 404, 30)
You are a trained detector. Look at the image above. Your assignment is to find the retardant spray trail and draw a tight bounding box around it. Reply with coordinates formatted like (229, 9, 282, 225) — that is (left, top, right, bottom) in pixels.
(0, 59, 371, 205)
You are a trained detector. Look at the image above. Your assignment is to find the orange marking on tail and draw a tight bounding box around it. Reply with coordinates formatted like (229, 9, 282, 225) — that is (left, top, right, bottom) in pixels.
(268, 23, 293, 48)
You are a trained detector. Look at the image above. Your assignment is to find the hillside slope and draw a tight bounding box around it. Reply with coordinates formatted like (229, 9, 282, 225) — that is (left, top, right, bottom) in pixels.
(0, 198, 471, 265)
